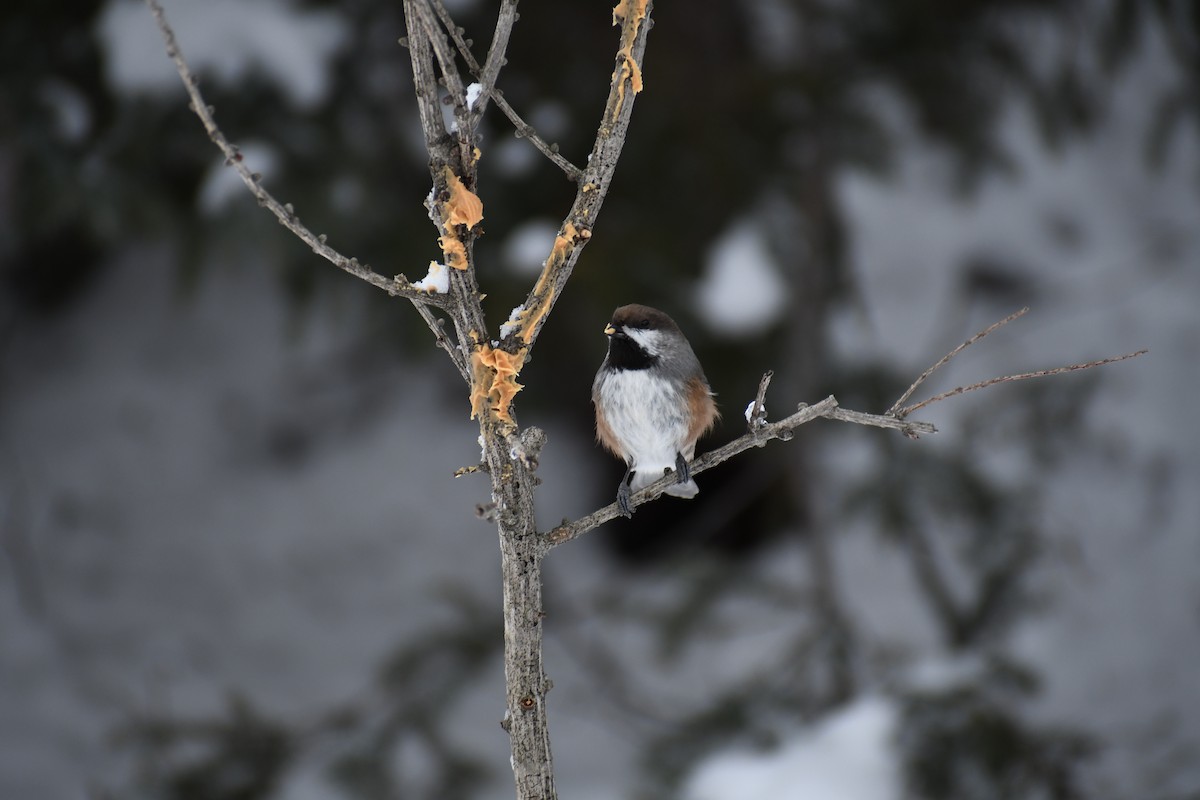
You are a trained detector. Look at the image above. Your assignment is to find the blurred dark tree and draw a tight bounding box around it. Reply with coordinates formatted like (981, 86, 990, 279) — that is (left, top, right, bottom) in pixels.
(4, 0, 1196, 798)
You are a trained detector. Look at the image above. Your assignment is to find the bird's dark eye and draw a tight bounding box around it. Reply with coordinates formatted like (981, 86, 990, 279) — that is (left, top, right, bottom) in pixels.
(635, 318, 650, 329)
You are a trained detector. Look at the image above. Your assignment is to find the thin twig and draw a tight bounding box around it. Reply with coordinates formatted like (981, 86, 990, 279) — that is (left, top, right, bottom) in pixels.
(898, 350, 1149, 417)
(888, 307, 1029, 416)
(402, 0, 484, 378)
(429, 0, 582, 180)
(413, 0, 473, 162)
(747, 370, 773, 433)
(413, 305, 470, 382)
(824, 406, 938, 437)
(493, 94, 583, 181)
(428, 0, 479, 76)
(143, 0, 469, 382)
(475, 0, 517, 118)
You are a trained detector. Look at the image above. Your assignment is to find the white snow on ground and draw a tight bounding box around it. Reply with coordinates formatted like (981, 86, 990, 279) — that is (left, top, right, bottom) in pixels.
(502, 219, 560, 276)
(815, 34, 1200, 799)
(685, 697, 900, 800)
(695, 217, 790, 336)
(0, 252, 509, 798)
(678, 27, 1200, 799)
(98, 0, 349, 109)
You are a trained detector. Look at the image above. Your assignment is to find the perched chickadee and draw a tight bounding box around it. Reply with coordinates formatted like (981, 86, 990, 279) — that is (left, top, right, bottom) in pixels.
(593, 304, 719, 517)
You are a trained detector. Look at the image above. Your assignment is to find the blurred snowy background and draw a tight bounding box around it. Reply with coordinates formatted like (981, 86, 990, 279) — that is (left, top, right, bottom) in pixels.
(2, 1, 1198, 799)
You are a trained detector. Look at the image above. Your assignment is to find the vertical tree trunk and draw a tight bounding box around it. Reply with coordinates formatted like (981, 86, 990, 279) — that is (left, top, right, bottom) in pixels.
(481, 418, 557, 800)
(497, 536, 555, 799)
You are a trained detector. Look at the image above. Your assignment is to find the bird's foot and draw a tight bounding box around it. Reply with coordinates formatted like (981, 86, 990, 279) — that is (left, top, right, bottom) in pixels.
(616, 467, 634, 518)
(616, 481, 633, 518)
(674, 451, 691, 484)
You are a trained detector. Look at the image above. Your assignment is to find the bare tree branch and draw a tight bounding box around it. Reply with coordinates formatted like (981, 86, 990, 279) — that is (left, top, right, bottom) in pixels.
(897, 349, 1149, 417)
(746, 370, 773, 432)
(493, 94, 585, 181)
(546, 393, 946, 546)
(412, 0, 474, 153)
(401, 0, 491, 387)
(548, 397, 842, 545)
(475, 0, 517, 116)
(888, 306, 1030, 415)
(824, 406, 937, 436)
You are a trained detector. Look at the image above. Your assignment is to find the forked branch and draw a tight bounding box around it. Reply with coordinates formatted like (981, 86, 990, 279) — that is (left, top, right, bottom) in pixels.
(896, 350, 1147, 417)
(428, 0, 582, 180)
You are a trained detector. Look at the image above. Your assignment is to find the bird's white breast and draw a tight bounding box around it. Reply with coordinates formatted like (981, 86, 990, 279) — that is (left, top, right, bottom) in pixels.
(595, 369, 689, 474)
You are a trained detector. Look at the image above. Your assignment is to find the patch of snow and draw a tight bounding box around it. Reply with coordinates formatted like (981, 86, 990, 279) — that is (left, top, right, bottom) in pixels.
(695, 218, 789, 337)
(98, 0, 349, 109)
(684, 696, 900, 800)
(466, 82, 484, 112)
(493, 136, 540, 178)
(502, 219, 558, 276)
(832, 32, 1200, 795)
(0, 247, 504, 798)
(905, 654, 985, 692)
(411, 261, 450, 294)
(499, 305, 525, 338)
(39, 79, 91, 142)
(529, 101, 570, 139)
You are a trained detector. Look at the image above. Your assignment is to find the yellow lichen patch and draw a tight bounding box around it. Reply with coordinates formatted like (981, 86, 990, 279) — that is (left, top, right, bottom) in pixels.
(471, 146, 482, 166)
(514, 222, 577, 343)
(610, 0, 648, 123)
(612, 57, 641, 121)
(549, 222, 577, 268)
(470, 345, 525, 425)
(439, 234, 468, 270)
(442, 166, 484, 229)
(519, 286, 555, 345)
(469, 349, 492, 420)
(612, 0, 648, 28)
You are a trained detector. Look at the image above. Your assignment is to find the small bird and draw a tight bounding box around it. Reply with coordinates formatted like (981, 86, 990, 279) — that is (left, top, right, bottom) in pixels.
(593, 304, 719, 517)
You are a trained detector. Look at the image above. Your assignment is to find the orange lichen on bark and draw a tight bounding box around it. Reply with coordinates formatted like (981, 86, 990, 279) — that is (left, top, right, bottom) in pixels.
(439, 234, 468, 270)
(548, 222, 577, 270)
(513, 222, 577, 343)
(610, 0, 648, 121)
(468, 222, 583, 424)
(611, 0, 648, 28)
(612, 57, 643, 121)
(442, 167, 484, 229)
(470, 344, 525, 425)
(468, 344, 491, 420)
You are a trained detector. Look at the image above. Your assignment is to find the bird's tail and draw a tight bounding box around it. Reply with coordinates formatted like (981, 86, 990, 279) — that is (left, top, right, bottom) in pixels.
(630, 469, 699, 499)
(664, 479, 699, 499)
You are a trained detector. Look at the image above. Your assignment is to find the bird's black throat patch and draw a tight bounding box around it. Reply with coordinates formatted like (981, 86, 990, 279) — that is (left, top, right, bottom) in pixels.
(606, 333, 657, 371)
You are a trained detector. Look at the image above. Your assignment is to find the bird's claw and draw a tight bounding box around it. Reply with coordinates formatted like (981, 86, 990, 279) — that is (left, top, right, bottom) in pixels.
(674, 451, 690, 484)
(616, 481, 633, 518)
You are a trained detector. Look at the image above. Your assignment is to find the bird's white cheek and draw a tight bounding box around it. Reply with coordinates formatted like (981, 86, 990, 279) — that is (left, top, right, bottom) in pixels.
(623, 328, 667, 356)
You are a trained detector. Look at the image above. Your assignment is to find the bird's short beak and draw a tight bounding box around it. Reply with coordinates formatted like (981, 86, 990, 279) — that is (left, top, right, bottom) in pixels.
(603, 323, 616, 336)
